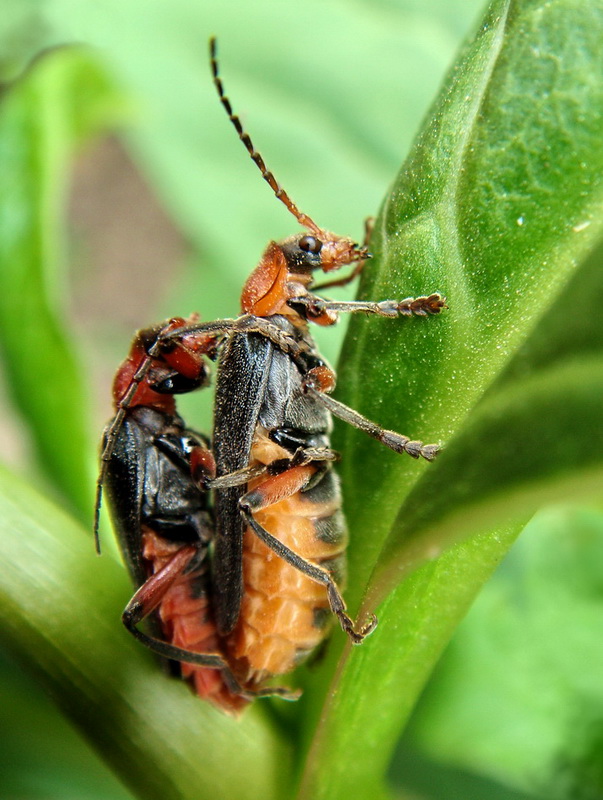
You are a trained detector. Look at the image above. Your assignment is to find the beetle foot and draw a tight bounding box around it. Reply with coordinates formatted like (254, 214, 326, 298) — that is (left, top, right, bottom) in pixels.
(397, 293, 447, 316)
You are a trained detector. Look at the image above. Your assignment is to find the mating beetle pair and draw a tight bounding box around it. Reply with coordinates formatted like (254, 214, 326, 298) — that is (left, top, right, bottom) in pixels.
(95, 38, 446, 714)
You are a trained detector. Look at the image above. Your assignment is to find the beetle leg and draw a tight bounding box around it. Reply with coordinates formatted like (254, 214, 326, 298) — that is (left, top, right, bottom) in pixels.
(123, 544, 298, 699)
(290, 293, 447, 319)
(122, 545, 229, 668)
(239, 467, 377, 644)
(207, 463, 269, 489)
(188, 440, 270, 491)
(160, 315, 314, 363)
(223, 674, 301, 702)
(288, 446, 339, 468)
(304, 385, 440, 461)
(202, 446, 339, 490)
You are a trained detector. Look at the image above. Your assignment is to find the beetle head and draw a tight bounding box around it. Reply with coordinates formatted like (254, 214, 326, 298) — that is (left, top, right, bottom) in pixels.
(280, 231, 369, 275)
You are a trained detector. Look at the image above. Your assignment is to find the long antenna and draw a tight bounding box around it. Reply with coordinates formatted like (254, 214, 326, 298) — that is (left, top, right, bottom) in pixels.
(93, 342, 158, 554)
(209, 37, 321, 235)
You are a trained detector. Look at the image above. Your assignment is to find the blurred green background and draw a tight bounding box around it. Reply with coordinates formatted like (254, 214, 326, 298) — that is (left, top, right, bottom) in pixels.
(1, 1, 603, 799)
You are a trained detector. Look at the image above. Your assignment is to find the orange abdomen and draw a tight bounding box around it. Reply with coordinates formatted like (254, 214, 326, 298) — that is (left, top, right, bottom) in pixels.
(142, 531, 249, 715)
(227, 438, 347, 684)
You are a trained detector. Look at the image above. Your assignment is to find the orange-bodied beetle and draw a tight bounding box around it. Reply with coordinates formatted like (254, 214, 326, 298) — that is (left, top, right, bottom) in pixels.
(95, 317, 295, 714)
(154, 39, 446, 694)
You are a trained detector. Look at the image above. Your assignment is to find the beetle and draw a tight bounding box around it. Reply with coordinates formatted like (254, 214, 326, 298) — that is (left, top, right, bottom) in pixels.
(155, 39, 446, 691)
(95, 316, 294, 713)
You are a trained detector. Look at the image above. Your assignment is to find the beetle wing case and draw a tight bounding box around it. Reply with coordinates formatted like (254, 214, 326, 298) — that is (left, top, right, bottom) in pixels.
(212, 331, 273, 634)
(103, 406, 213, 581)
(210, 316, 349, 684)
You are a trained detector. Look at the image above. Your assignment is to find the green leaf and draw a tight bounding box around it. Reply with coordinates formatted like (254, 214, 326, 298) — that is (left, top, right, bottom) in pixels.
(0, 48, 123, 517)
(342, 0, 603, 596)
(0, 464, 292, 800)
(0, 1, 64, 82)
(396, 235, 603, 798)
(410, 506, 603, 799)
(298, 1, 603, 797)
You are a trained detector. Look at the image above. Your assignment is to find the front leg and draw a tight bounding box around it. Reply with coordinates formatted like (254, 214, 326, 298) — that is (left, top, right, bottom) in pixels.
(290, 293, 447, 320)
(161, 314, 317, 364)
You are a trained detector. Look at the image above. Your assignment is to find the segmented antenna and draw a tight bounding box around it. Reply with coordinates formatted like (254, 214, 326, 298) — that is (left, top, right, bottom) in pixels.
(209, 37, 321, 235)
(93, 340, 160, 554)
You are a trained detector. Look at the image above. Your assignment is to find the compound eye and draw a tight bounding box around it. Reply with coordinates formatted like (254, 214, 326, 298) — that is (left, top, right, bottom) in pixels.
(181, 435, 196, 454)
(298, 235, 322, 254)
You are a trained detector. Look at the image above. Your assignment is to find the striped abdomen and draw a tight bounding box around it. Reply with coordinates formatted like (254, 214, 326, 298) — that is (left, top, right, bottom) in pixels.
(227, 433, 347, 684)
